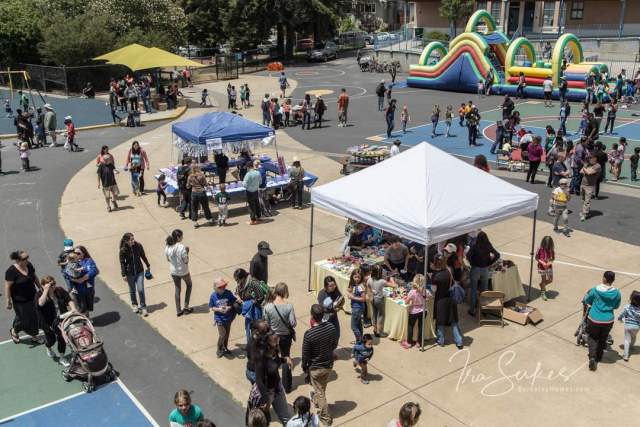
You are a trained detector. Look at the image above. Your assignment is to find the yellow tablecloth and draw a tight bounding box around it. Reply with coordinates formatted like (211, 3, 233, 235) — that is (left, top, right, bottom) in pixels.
(312, 260, 435, 341)
(490, 265, 525, 302)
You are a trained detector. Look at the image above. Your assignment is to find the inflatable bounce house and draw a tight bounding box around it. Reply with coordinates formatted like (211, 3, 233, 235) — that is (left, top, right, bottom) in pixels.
(408, 9, 608, 101)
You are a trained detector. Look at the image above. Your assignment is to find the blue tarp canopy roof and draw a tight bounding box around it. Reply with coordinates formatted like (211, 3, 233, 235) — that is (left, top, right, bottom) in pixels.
(171, 112, 275, 145)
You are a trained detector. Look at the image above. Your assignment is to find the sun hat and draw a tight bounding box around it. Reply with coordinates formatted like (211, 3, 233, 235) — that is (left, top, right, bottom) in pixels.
(43, 103, 53, 110)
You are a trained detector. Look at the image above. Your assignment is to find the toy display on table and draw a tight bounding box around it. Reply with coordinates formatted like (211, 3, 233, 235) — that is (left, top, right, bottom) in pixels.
(489, 259, 515, 273)
(346, 144, 390, 165)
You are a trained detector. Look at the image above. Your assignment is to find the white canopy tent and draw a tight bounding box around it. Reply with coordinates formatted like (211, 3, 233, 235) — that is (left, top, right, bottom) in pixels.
(307, 142, 540, 328)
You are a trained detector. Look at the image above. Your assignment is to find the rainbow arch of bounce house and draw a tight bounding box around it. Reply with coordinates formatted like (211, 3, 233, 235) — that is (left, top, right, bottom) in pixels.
(408, 9, 608, 101)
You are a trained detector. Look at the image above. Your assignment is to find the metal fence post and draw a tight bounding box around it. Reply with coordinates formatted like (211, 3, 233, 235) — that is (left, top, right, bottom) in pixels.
(62, 65, 68, 97)
(41, 67, 47, 93)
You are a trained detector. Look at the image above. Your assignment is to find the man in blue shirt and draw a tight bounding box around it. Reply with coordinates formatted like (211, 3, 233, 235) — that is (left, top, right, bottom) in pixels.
(243, 160, 262, 225)
(208, 278, 237, 358)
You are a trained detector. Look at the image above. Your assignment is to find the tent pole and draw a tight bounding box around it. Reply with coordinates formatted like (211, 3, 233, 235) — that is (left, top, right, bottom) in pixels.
(307, 204, 315, 292)
(420, 249, 428, 352)
(274, 136, 280, 163)
(527, 210, 537, 302)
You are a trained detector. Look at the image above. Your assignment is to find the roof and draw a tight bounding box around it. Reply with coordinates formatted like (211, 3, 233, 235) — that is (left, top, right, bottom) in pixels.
(310, 142, 539, 245)
(171, 112, 275, 145)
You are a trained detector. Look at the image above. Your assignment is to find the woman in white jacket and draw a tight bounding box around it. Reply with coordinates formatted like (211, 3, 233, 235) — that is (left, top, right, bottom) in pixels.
(164, 229, 193, 316)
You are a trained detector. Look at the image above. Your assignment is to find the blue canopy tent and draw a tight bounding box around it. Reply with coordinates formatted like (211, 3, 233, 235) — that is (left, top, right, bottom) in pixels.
(171, 112, 277, 160)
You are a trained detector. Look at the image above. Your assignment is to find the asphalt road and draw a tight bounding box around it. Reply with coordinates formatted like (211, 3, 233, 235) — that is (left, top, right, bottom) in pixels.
(266, 57, 640, 246)
(0, 124, 244, 426)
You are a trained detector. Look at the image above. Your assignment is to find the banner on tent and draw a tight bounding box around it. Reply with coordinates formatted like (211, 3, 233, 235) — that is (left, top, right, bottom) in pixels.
(173, 134, 276, 158)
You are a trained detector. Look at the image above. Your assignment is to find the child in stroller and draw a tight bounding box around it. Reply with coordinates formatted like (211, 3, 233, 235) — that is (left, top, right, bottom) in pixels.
(60, 311, 117, 392)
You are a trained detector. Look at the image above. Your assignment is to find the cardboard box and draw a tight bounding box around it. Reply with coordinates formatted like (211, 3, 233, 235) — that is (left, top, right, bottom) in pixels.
(503, 302, 544, 325)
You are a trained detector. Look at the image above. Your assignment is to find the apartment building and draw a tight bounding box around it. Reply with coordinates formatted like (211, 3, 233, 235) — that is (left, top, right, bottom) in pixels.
(407, 0, 640, 37)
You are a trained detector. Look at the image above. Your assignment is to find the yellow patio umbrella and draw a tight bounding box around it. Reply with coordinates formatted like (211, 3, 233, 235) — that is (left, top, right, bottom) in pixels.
(94, 44, 205, 71)
(93, 43, 150, 63)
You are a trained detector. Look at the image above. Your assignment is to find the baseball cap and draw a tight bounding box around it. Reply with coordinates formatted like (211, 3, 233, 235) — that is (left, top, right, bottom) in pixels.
(258, 241, 273, 255)
(64, 115, 72, 121)
(214, 278, 228, 288)
(443, 243, 457, 254)
(63, 239, 74, 251)
(559, 178, 570, 185)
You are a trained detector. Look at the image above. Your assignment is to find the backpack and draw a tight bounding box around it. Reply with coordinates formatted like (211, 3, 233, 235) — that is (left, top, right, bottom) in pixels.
(449, 282, 466, 305)
(261, 99, 269, 113)
(376, 83, 385, 97)
(176, 165, 189, 191)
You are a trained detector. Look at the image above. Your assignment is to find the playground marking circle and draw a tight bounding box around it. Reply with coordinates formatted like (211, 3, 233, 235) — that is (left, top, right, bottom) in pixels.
(305, 89, 334, 97)
(295, 84, 367, 102)
(295, 71, 319, 76)
(269, 67, 345, 80)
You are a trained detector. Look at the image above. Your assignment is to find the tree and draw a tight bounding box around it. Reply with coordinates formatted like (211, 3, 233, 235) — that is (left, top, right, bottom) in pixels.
(223, 0, 272, 51)
(38, 13, 116, 66)
(0, 0, 43, 65)
(181, 0, 227, 48)
(339, 16, 361, 33)
(116, 28, 176, 52)
(439, 0, 474, 38)
(89, 0, 187, 46)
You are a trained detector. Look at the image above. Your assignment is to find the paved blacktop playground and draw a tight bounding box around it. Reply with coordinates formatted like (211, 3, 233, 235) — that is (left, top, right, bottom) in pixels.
(0, 340, 156, 426)
(0, 89, 112, 134)
(54, 73, 640, 426)
(371, 99, 640, 187)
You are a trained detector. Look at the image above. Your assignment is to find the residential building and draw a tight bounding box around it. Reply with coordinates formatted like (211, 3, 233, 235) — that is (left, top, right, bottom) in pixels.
(408, 1, 640, 37)
(342, 1, 410, 32)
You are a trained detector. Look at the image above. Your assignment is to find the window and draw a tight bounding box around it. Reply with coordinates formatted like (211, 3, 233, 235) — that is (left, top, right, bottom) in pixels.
(541, 1, 555, 26)
(476, 1, 487, 10)
(570, 1, 584, 20)
(490, 1, 502, 25)
(365, 2, 376, 14)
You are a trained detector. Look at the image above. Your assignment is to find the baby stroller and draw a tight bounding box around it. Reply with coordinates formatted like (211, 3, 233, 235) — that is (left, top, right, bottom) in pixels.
(574, 304, 614, 347)
(60, 312, 117, 392)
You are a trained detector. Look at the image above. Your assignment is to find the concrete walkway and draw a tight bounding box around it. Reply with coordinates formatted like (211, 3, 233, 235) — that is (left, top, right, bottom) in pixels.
(59, 75, 640, 426)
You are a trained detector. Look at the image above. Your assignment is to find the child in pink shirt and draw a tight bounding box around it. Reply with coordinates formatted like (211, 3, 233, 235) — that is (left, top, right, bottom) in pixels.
(402, 274, 429, 349)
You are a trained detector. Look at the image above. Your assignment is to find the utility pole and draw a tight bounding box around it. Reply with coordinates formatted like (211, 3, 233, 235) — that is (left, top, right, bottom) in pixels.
(557, 0, 565, 38)
(618, 0, 627, 38)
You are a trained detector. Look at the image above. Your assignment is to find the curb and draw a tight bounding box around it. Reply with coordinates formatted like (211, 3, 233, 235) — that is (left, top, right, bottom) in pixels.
(0, 106, 188, 140)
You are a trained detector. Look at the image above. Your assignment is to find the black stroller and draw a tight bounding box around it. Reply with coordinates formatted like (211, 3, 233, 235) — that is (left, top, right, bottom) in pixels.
(575, 304, 614, 347)
(60, 312, 117, 392)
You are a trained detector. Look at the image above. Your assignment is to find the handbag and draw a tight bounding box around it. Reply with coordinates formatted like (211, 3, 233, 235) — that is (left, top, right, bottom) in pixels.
(144, 269, 153, 280)
(273, 304, 296, 341)
(448, 268, 465, 305)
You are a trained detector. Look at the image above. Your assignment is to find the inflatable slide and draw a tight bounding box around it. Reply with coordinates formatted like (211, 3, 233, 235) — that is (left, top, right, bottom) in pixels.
(408, 9, 608, 101)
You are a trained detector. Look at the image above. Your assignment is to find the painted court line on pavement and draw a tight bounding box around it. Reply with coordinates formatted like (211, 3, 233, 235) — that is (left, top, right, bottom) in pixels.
(502, 251, 640, 277)
(0, 391, 86, 424)
(115, 379, 160, 427)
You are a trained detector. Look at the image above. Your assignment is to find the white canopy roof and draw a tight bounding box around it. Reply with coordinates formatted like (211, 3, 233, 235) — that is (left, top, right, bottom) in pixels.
(311, 142, 539, 245)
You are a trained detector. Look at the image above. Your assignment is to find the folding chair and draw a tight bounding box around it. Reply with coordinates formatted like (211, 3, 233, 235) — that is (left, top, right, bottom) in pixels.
(477, 291, 505, 327)
(508, 149, 525, 172)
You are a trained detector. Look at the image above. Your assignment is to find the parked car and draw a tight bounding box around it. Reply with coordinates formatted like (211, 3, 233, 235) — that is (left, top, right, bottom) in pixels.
(296, 38, 315, 52)
(374, 32, 390, 42)
(308, 41, 338, 62)
(257, 41, 275, 54)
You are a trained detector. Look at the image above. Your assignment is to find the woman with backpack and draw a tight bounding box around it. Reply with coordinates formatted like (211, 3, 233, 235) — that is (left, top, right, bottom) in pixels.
(125, 141, 150, 193)
(430, 254, 463, 349)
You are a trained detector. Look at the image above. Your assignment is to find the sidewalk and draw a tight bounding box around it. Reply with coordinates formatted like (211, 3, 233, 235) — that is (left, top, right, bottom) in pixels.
(59, 74, 640, 426)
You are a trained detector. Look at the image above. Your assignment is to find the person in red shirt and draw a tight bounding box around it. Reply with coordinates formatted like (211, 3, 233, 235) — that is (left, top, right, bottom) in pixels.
(63, 116, 78, 152)
(337, 88, 349, 127)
